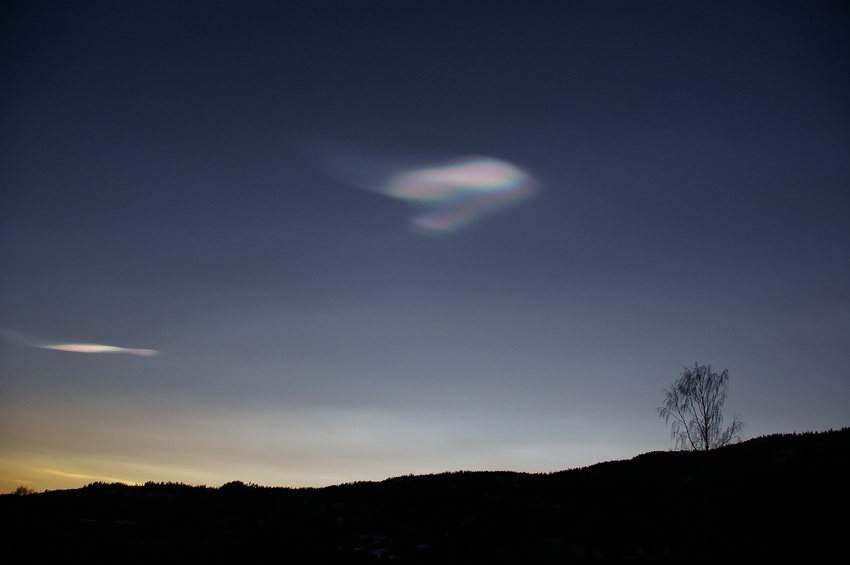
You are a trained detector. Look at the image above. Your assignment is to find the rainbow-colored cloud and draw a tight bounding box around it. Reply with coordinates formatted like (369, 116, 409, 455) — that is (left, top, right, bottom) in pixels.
(1, 328, 160, 356)
(38, 343, 160, 356)
(376, 155, 538, 234)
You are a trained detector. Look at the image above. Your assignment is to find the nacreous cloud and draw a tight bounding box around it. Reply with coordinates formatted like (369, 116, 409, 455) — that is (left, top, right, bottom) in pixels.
(38, 343, 160, 356)
(376, 156, 538, 234)
(0, 329, 160, 356)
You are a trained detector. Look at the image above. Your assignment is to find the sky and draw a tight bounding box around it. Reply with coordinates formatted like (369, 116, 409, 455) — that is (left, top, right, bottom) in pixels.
(1, 1, 848, 492)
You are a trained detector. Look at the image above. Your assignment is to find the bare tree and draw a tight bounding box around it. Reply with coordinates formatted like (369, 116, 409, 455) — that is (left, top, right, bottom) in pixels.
(658, 363, 745, 451)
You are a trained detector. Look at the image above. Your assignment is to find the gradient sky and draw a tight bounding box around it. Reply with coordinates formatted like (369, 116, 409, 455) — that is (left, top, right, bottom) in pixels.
(1, 1, 848, 492)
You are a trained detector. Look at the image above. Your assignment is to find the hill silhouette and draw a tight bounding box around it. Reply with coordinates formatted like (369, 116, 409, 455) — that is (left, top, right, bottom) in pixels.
(3, 428, 847, 562)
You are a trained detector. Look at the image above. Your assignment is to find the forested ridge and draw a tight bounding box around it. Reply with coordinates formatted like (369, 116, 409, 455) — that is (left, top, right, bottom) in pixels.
(4, 428, 848, 562)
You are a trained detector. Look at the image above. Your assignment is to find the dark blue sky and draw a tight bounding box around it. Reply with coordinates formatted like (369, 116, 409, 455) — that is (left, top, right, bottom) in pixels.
(2, 1, 848, 491)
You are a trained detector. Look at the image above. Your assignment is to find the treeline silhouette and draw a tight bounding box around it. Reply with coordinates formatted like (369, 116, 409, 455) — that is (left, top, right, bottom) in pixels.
(3, 428, 848, 563)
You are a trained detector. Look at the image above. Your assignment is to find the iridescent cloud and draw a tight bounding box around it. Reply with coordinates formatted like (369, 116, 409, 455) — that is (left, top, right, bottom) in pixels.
(38, 343, 160, 356)
(299, 141, 539, 234)
(375, 156, 538, 234)
(0, 329, 160, 356)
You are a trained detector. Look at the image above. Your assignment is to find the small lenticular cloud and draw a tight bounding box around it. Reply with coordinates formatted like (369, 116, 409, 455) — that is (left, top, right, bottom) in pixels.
(300, 140, 539, 235)
(38, 343, 160, 356)
(376, 155, 538, 234)
(0, 328, 160, 356)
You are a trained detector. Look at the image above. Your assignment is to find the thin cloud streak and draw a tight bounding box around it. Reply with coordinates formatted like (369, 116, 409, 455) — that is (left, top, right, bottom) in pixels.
(0, 329, 160, 356)
(38, 343, 160, 356)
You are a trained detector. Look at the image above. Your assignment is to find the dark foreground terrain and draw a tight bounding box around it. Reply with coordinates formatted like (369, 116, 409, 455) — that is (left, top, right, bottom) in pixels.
(3, 428, 848, 563)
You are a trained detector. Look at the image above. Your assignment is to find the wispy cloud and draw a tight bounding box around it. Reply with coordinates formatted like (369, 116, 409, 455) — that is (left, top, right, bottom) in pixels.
(300, 140, 539, 234)
(0, 328, 160, 356)
(38, 343, 160, 356)
(377, 155, 539, 234)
